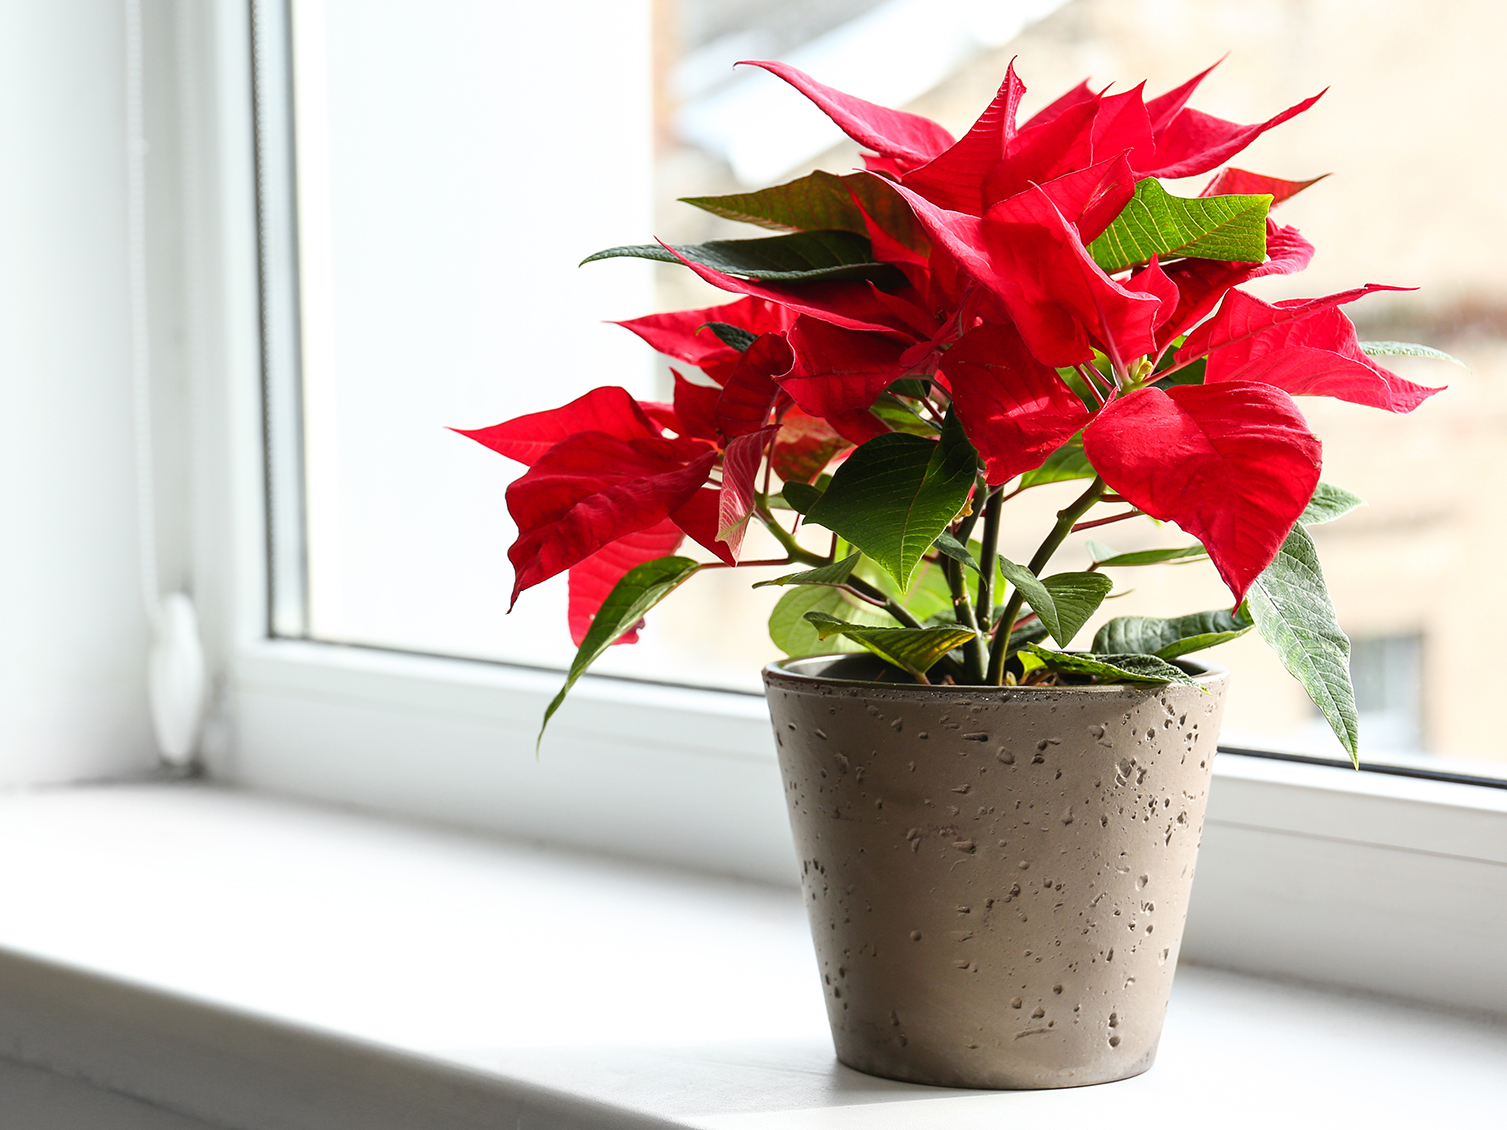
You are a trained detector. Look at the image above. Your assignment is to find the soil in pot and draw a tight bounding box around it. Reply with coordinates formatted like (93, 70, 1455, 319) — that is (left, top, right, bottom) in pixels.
(763, 654, 1228, 1090)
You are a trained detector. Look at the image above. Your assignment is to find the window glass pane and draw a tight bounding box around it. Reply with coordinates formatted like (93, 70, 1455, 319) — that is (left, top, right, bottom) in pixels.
(285, 0, 1507, 777)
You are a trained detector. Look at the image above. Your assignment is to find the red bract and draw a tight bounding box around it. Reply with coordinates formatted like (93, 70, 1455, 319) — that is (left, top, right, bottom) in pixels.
(505, 432, 716, 605)
(1190, 289, 1444, 412)
(615, 297, 795, 384)
(744, 58, 1321, 217)
(1083, 382, 1322, 601)
(940, 323, 1091, 486)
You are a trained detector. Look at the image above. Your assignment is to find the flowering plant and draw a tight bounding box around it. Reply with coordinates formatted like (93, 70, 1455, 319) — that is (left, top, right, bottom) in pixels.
(461, 59, 1455, 758)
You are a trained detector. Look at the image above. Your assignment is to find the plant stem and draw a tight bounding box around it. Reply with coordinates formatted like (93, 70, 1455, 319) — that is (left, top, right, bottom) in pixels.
(974, 487, 1002, 636)
(846, 575, 926, 629)
(942, 555, 985, 681)
(757, 504, 827, 566)
(1071, 508, 1142, 533)
(985, 476, 1105, 684)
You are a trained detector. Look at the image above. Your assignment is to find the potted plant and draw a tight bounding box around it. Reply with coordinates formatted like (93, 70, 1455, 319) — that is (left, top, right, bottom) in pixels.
(457, 58, 1456, 1088)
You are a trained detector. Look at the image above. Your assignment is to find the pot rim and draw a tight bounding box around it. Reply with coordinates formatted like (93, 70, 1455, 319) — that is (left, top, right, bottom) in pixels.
(764, 653, 1228, 696)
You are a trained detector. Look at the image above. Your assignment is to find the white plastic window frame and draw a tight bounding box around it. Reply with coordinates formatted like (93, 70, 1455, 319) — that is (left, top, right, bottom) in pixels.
(194, 0, 1507, 1018)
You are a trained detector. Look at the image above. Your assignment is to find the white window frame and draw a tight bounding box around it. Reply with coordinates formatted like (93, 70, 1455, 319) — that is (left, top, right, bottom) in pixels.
(189, 1, 1507, 1018)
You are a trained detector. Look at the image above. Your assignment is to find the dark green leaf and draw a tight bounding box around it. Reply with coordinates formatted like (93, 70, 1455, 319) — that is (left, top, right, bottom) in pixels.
(1246, 523, 1359, 762)
(934, 531, 981, 573)
(1358, 341, 1470, 370)
(540, 557, 702, 746)
(1018, 437, 1095, 489)
(805, 414, 977, 590)
(998, 559, 1113, 647)
(703, 322, 756, 351)
(1092, 609, 1252, 660)
(1087, 540, 1208, 567)
(679, 169, 927, 250)
(780, 480, 823, 515)
(887, 378, 934, 399)
(804, 612, 976, 682)
(1088, 179, 1272, 273)
(1298, 481, 1365, 526)
(581, 229, 904, 285)
(752, 553, 861, 589)
(769, 586, 891, 657)
(1024, 643, 1199, 686)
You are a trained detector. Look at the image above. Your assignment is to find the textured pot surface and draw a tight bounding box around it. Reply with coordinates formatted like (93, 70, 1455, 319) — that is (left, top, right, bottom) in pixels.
(763, 656, 1228, 1090)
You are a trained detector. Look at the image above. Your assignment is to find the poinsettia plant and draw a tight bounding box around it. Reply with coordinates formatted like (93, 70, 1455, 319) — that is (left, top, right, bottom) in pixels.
(460, 59, 1459, 761)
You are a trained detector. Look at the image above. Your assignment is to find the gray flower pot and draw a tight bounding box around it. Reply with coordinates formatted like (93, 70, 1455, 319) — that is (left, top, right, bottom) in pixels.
(763, 654, 1229, 1090)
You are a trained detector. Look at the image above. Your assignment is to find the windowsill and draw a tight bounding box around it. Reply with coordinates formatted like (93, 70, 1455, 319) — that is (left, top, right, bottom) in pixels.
(1, 783, 1502, 1129)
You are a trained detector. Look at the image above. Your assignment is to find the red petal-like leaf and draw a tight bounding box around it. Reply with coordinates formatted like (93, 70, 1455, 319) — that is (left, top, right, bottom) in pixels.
(1202, 297, 1443, 412)
(1199, 167, 1327, 205)
(1124, 256, 1180, 331)
(716, 333, 794, 438)
(1083, 381, 1321, 602)
(782, 316, 912, 419)
(739, 60, 954, 169)
(669, 486, 735, 565)
(900, 62, 1024, 214)
(771, 408, 849, 483)
(507, 434, 716, 603)
(987, 97, 1098, 204)
(1179, 283, 1413, 366)
(1027, 154, 1137, 243)
(1020, 79, 1096, 131)
(893, 181, 1161, 367)
(615, 298, 794, 385)
(943, 323, 1093, 485)
(672, 370, 721, 441)
(567, 520, 684, 646)
(455, 386, 657, 467)
(1089, 83, 1155, 170)
(718, 425, 780, 562)
(1142, 90, 1325, 179)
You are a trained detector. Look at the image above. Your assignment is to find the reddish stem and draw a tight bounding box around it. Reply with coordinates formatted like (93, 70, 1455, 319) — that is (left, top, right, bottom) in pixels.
(1071, 509, 1143, 533)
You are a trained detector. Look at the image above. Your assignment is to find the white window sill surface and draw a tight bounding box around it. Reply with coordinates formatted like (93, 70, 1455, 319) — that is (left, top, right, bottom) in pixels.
(0, 784, 1502, 1130)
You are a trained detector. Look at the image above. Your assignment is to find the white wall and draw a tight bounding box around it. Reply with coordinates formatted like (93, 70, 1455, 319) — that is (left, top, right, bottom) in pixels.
(0, 0, 162, 782)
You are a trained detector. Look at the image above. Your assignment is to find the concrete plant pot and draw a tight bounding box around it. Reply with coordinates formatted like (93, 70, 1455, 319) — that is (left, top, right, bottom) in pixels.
(762, 653, 1229, 1090)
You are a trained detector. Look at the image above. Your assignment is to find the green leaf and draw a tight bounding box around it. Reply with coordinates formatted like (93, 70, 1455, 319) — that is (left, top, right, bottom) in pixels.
(1359, 341, 1470, 370)
(769, 586, 891, 657)
(540, 557, 702, 747)
(1246, 523, 1359, 762)
(702, 322, 756, 352)
(998, 559, 1113, 647)
(582, 229, 904, 285)
(869, 396, 940, 437)
(1018, 437, 1095, 489)
(780, 480, 823, 515)
(752, 553, 862, 589)
(1087, 540, 1209, 567)
(887, 378, 934, 399)
(803, 612, 976, 682)
(1088, 179, 1272, 273)
(805, 414, 977, 590)
(1024, 643, 1199, 686)
(679, 170, 927, 250)
(1298, 481, 1365, 526)
(934, 531, 981, 573)
(1092, 609, 1252, 660)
